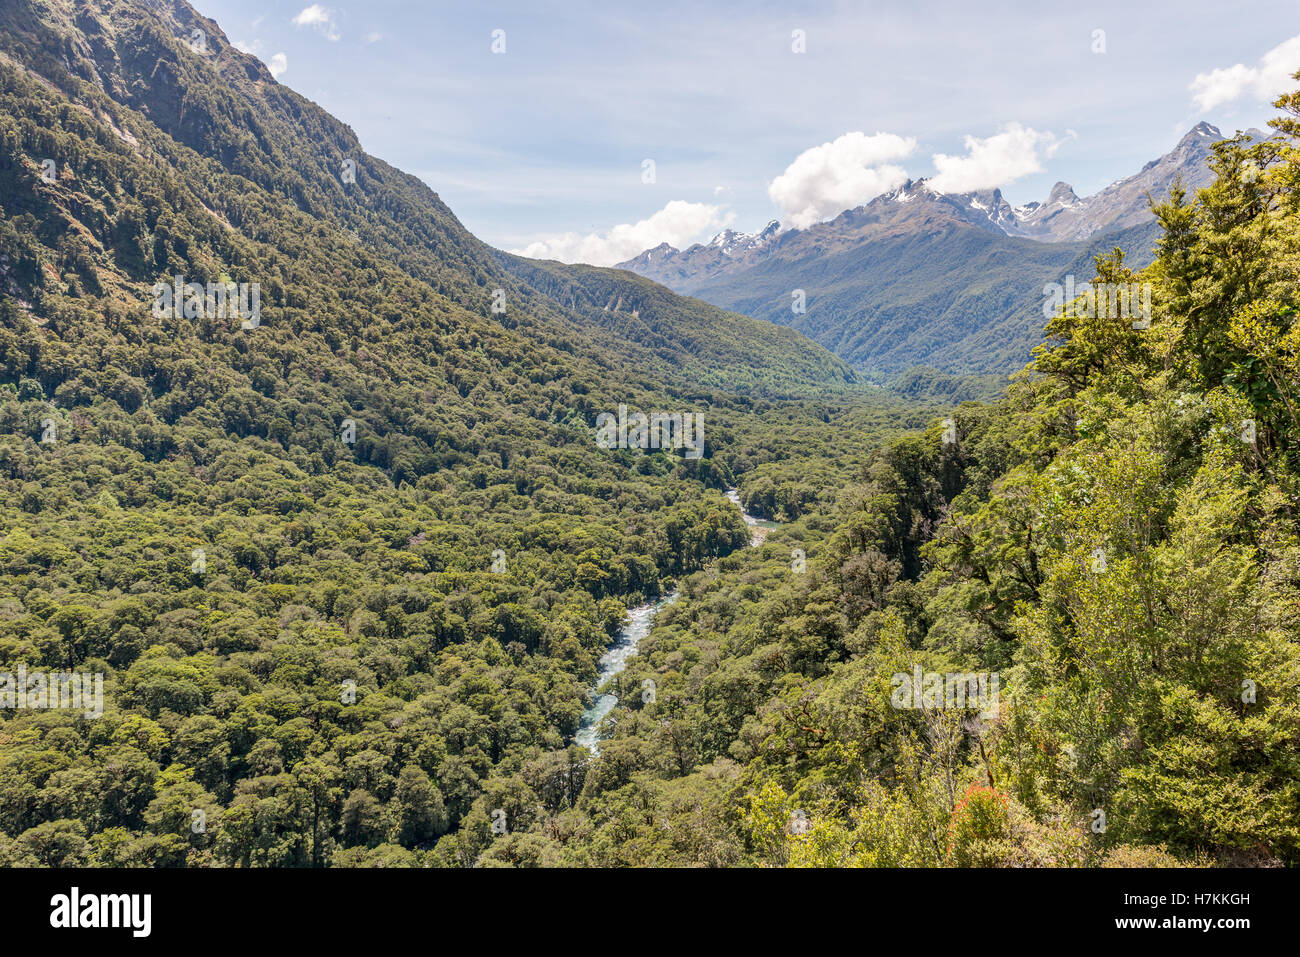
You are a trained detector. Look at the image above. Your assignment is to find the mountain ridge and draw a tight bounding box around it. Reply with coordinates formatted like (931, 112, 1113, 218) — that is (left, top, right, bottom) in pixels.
(619, 121, 1236, 282)
(613, 124, 1244, 378)
(0, 0, 854, 398)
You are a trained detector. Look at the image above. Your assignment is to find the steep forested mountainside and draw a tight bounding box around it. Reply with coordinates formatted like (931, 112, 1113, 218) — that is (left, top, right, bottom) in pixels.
(0, 0, 850, 397)
(624, 212, 1162, 379)
(1, 0, 1298, 873)
(0, 0, 889, 867)
(498, 252, 857, 392)
(666, 218, 1161, 379)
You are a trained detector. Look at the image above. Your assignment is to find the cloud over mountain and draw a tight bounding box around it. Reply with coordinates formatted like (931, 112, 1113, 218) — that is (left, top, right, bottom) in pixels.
(767, 131, 916, 229)
(512, 200, 732, 266)
(929, 123, 1068, 194)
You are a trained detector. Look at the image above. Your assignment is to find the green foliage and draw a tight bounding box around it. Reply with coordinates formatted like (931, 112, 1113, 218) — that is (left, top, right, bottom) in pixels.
(532, 70, 1300, 869)
(2, 0, 1298, 871)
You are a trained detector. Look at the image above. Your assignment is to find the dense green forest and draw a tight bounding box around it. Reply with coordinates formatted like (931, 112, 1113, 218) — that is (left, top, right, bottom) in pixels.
(0, 0, 1296, 869)
(0, 0, 915, 867)
(581, 94, 1300, 868)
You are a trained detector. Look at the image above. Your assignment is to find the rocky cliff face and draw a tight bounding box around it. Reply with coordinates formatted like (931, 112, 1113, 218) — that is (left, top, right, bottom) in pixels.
(1004, 122, 1234, 241)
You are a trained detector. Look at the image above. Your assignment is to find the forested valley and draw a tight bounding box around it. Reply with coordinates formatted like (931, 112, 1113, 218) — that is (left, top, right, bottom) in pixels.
(0, 0, 1297, 869)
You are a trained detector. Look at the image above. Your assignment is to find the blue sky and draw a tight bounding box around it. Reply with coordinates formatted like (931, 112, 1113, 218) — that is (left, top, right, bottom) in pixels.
(195, 0, 1300, 264)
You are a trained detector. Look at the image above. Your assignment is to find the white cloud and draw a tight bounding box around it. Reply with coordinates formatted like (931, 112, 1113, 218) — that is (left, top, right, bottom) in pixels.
(512, 200, 732, 266)
(767, 131, 916, 229)
(268, 53, 288, 79)
(928, 123, 1065, 193)
(1190, 35, 1300, 111)
(364, 32, 384, 45)
(293, 5, 340, 42)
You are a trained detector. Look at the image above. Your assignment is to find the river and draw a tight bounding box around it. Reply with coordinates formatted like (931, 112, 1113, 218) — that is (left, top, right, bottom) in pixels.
(574, 488, 778, 753)
(574, 592, 677, 753)
(726, 487, 781, 547)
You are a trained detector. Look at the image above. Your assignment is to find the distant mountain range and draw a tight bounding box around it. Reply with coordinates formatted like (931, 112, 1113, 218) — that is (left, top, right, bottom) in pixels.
(617, 123, 1255, 379)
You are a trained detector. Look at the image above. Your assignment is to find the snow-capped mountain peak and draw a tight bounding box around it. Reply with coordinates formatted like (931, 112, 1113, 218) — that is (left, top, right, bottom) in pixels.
(706, 220, 781, 256)
(617, 123, 1238, 276)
